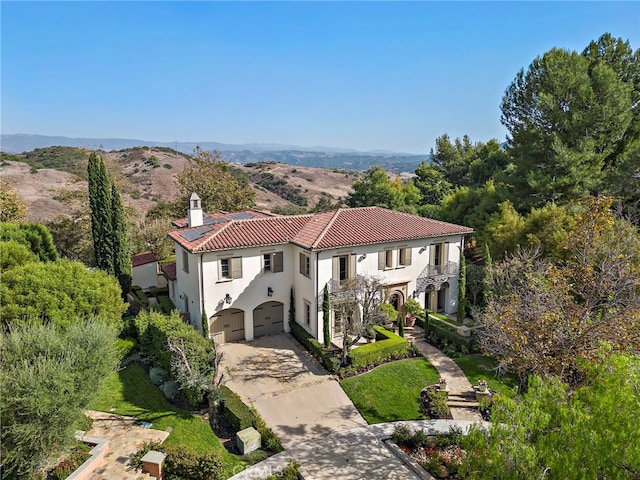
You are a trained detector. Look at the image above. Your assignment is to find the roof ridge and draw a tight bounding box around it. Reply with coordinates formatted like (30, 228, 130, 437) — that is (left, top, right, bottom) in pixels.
(193, 221, 233, 252)
(311, 209, 343, 249)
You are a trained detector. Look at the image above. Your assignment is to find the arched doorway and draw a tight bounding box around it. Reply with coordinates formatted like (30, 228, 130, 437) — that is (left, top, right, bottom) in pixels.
(388, 291, 404, 313)
(253, 301, 284, 338)
(437, 282, 450, 313)
(210, 308, 245, 344)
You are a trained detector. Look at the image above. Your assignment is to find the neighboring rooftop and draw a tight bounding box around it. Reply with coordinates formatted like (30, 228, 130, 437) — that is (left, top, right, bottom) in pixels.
(131, 252, 158, 267)
(161, 262, 177, 281)
(171, 209, 274, 228)
(168, 207, 473, 254)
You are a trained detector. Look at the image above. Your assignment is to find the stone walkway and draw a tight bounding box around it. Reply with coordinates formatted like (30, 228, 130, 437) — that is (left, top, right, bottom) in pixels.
(83, 410, 170, 480)
(404, 326, 483, 422)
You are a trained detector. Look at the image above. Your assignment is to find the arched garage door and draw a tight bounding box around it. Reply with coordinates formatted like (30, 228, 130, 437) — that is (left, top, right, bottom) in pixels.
(253, 301, 284, 338)
(210, 308, 245, 344)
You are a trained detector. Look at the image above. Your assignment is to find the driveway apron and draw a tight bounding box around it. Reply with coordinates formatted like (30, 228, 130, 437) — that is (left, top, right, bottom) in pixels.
(219, 333, 366, 448)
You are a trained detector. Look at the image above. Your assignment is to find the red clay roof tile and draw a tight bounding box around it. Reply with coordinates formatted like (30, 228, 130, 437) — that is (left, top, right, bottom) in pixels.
(168, 207, 473, 253)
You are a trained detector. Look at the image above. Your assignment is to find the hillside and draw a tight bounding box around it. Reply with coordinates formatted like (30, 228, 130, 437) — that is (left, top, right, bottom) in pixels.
(1, 146, 358, 223)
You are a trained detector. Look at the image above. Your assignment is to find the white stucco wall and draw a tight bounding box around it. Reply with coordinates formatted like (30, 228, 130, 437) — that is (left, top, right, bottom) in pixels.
(132, 262, 159, 291)
(174, 234, 466, 340)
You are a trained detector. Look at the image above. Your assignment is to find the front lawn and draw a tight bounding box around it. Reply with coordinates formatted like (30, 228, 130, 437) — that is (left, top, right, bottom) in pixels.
(453, 354, 519, 397)
(89, 363, 244, 477)
(340, 358, 440, 424)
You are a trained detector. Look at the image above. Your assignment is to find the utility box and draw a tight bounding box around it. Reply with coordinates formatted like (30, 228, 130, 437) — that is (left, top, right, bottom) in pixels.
(236, 427, 261, 455)
(141, 450, 166, 479)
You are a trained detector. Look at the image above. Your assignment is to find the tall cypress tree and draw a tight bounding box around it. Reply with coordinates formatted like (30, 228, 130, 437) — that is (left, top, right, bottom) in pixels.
(457, 247, 467, 322)
(88, 153, 113, 272)
(323, 284, 331, 347)
(111, 182, 131, 295)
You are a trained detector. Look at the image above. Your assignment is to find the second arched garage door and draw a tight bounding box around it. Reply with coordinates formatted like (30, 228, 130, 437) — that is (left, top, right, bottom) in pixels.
(253, 301, 284, 338)
(210, 308, 245, 344)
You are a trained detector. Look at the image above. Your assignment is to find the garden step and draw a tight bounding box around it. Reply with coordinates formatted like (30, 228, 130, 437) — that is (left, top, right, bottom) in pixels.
(447, 400, 480, 408)
(447, 393, 477, 401)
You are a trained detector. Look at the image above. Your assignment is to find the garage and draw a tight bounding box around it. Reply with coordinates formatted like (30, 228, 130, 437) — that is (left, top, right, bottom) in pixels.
(210, 309, 245, 344)
(253, 301, 284, 338)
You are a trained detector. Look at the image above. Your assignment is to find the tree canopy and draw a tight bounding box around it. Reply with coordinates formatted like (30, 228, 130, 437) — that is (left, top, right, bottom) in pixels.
(174, 147, 256, 214)
(462, 353, 640, 480)
(0, 179, 27, 223)
(501, 34, 639, 210)
(0, 222, 59, 262)
(347, 165, 420, 213)
(1, 320, 118, 479)
(0, 259, 126, 329)
(479, 198, 640, 383)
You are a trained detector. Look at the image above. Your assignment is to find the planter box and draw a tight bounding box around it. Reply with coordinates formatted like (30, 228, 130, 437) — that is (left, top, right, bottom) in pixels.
(237, 427, 261, 455)
(67, 435, 109, 480)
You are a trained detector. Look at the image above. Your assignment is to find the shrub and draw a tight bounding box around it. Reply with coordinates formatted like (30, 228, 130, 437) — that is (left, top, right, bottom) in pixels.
(163, 163, 173, 169)
(134, 311, 215, 407)
(426, 318, 479, 354)
(131, 285, 149, 306)
(218, 386, 253, 431)
(348, 326, 408, 369)
(50, 443, 91, 480)
(114, 337, 137, 361)
(159, 380, 180, 400)
(162, 444, 224, 480)
(289, 321, 340, 373)
(218, 387, 283, 453)
(149, 366, 168, 386)
(156, 294, 175, 314)
(263, 460, 300, 479)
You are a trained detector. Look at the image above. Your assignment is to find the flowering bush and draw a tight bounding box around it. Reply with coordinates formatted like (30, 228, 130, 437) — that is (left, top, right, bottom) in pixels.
(50, 443, 91, 480)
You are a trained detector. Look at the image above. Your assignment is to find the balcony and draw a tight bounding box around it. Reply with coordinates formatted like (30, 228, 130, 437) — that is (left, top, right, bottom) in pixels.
(416, 261, 458, 292)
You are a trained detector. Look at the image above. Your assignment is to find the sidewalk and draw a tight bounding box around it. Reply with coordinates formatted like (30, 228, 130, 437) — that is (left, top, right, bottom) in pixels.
(229, 419, 488, 480)
(404, 326, 483, 422)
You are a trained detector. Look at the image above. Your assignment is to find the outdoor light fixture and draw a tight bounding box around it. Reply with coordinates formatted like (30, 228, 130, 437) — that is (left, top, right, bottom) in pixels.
(358, 253, 367, 262)
(225, 293, 232, 304)
(419, 246, 427, 254)
(267, 287, 274, 297)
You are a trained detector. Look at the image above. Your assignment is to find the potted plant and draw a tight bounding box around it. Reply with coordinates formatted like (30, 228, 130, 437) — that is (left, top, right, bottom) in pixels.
(477, 379, 488, 393)
(438, 377, 448, 391)
(403, 298, 423, 328)
(380, 303, 397, 327)
(363, 324, 376, 343)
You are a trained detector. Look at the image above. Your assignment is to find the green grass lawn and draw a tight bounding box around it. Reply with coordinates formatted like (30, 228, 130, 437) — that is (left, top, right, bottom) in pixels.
(340, 358, 440, 424)
(453, 354, 519, 397)
(88, 363, 244, 477)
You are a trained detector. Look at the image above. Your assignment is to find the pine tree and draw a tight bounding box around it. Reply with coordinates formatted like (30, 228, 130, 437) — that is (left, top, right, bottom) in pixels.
(110, 182, 131, 295)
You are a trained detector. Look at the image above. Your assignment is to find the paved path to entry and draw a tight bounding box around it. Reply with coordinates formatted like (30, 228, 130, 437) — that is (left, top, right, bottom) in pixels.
(220, 333, 367, 448)
(404, 326, 483, 422)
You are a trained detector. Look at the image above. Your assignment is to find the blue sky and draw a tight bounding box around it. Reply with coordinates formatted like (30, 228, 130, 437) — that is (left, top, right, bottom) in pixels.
(2, 2, 638, 154)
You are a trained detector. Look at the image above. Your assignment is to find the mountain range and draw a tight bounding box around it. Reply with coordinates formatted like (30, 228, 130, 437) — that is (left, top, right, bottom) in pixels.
(1, 134, 428, 172)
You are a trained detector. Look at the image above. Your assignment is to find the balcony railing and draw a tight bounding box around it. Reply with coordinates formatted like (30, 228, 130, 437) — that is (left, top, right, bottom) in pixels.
(416, 261, 458, 292)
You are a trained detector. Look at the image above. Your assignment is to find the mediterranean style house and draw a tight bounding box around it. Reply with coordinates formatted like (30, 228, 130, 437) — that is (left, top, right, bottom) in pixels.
(165, 194, 473, 344)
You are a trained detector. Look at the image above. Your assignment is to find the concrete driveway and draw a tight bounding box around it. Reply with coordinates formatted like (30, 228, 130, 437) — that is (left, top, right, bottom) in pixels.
(219, 333, 366, 448)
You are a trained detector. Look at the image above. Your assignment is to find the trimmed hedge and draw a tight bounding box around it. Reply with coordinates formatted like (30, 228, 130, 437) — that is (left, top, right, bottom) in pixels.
(289, 321, 340, 373)
(219, 386, 253, 431)
(156, 294, 175, 314)
(131, 285, 149, 306)
(218, 386, 283, 452)
(348, 326, 408, 369)
(426, 318, 479, 354)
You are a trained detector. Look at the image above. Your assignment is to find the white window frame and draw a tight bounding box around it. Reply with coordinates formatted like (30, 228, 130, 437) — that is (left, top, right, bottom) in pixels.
(263, 251, 283, 274)
(299, 252, 311, 278)
(218, 256, 242, 281)
(182, 249, 189, 274)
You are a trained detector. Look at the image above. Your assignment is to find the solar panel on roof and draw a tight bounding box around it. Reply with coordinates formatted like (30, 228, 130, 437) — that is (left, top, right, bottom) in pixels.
(179, 225, 213, 242)
(231, 212, 254, 220)
(180, 230, 204, 242)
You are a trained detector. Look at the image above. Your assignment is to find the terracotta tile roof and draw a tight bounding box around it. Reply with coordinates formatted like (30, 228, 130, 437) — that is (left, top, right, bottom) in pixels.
(162, 262, 177, 281)
(168, 207, 473, 254)
(131, 252, 158, 267)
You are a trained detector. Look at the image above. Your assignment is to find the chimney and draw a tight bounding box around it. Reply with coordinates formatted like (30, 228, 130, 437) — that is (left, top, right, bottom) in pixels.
(188, 193, 203, 228)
